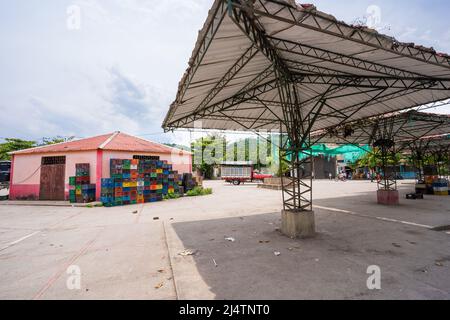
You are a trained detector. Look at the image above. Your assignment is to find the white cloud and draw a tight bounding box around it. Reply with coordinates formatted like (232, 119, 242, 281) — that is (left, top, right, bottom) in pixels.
(0, 0, 449, 146)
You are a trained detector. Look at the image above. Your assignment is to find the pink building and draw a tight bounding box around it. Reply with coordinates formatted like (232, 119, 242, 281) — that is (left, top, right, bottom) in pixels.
(9, 132, 192, 201)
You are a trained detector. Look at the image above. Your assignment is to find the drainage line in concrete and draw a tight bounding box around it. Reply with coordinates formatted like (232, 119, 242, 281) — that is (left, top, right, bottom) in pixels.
(162, 221, 179, 300)
(33, 230, 102, 300)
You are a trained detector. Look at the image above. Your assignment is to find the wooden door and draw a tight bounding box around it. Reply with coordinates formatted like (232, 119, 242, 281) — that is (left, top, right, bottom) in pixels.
(40, 157, 66, 201)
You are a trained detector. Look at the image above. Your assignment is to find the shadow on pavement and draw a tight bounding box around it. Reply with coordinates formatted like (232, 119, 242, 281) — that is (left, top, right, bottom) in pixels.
(170, 196, 450, 299)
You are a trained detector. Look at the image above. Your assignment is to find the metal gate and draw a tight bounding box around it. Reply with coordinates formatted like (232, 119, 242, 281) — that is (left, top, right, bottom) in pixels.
(39, 156, 66, 201)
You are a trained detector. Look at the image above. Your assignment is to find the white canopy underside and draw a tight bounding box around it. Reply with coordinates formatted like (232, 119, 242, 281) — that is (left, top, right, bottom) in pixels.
(163, 0, 450, 133)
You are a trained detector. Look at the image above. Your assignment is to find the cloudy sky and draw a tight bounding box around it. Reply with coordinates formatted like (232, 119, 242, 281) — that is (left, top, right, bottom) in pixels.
(1, 0, 449, 145)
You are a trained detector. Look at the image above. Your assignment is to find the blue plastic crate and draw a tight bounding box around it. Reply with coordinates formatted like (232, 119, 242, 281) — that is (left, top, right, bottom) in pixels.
(101, 178, 113, 187)
(101, 197, 113, 204)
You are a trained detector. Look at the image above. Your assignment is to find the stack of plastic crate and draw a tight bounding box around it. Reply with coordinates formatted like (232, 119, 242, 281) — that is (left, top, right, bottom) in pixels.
(69, 164, 95, 203)
(110, 159, 123, 206)
(100, 157, 184, 207)
(101, 179, 114, 206)
(69, 176, 76, 203)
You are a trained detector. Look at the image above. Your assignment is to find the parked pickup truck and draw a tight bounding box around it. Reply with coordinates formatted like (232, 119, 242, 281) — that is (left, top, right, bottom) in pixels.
(221, 161, 273, 185)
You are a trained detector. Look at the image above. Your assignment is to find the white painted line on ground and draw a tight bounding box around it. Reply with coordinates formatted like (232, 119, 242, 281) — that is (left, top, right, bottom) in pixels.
(0, 231, 41, 252)
(313, 205, 434, 230)
(0, 211, 86, 253)
(375, 217, 433, 229)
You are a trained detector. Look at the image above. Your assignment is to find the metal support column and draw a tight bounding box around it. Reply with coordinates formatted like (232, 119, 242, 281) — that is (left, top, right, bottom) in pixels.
(374, 139, 398, 192)
(370, 115, 400, 205)
(277, 79, 317, 237)
(413, 150, 424, 182)
(278, 80, 314, 212)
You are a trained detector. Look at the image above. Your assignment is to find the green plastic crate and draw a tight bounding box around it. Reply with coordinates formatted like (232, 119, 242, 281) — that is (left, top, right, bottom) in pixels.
(69, 176, 76, 186)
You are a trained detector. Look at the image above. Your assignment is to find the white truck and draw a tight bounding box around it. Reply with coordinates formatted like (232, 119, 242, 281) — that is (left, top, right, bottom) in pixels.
(220, 161, 273, 185)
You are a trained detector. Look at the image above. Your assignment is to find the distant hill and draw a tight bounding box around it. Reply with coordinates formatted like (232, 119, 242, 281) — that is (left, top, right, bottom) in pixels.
(163, 143, 191, 152)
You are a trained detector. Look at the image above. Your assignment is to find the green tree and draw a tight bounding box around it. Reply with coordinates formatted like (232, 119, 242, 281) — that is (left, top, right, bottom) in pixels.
(267, 155, 290, 177)
(229, 136, 273, 170)
(191, 134, 226, 179)
(357, 148, 382, 170)
(40, 136, 75, 145)
(0, 138, 37, 160)
(357, 147, 406, 172)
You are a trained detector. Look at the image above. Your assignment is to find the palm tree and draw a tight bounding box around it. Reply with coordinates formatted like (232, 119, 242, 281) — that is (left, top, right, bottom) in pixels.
(357, 148, 382, 171)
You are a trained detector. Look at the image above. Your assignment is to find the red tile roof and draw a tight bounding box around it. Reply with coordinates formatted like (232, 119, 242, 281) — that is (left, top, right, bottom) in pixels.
(10, 132, 189, 155)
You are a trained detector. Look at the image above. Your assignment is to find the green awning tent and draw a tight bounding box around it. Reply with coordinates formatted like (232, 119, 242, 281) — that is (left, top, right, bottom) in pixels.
(328, 145, 371, 163)
(287, 143, 371, 163)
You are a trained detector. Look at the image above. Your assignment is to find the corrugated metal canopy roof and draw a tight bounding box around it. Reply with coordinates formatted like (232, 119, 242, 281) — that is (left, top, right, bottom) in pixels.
(400, 134, 450, 154)
(163, 0, 450, 133)
(310, 111, 450, 147)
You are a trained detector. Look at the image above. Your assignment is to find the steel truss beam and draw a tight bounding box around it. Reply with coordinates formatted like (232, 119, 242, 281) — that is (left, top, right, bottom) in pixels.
(295, 75, 450, 91)
(313, 82, 444, 129)
(247, 0, 450, 69)
(228, 0, 292, 78)
(167, 0, 291, 130)
(192, 45, 259, 114)
(166, 70, 447, 130)
(269, 36, 428, 78)
(163, 0, 229, 127)
(165, 67, 276, 129)
(166, 1, 450, 132)
(324, 113, 448, 148)
(284, 59, 353, 76)
(175, 1, 228, 104)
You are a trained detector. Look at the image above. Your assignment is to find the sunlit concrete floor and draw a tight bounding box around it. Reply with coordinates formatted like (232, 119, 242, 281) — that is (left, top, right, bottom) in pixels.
(0, 180, 449, 300)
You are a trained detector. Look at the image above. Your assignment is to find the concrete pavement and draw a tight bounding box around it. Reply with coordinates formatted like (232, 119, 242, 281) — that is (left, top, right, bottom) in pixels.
(0, 180, 449, 299)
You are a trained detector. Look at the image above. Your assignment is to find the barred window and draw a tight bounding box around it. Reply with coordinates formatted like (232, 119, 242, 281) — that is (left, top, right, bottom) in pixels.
(41, 156, 66, 165)
(133, 155, 160, 161)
